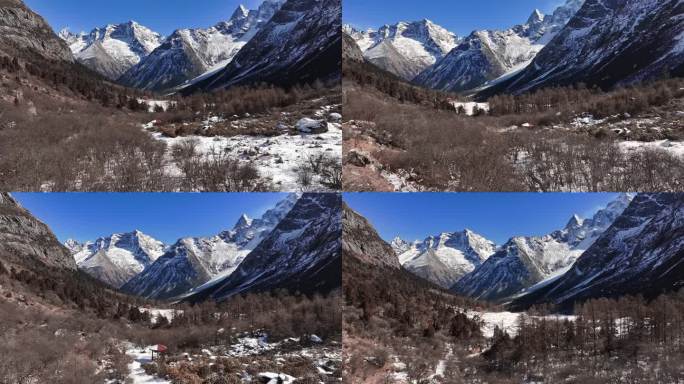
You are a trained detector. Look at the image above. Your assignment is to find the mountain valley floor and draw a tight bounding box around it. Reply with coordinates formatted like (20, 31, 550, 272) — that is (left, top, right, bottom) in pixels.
(342, 73, 684, 192)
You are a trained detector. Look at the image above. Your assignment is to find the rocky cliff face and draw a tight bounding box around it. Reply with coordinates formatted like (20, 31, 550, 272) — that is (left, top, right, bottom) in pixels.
(0, 193, 76, 271)
(0, 0, 73, 62)
(342, 204, 401, 269)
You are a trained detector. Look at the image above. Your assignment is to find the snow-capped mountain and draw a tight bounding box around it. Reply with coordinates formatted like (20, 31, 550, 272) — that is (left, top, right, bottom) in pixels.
(343, 204, 401, 269)
(512, 194, 684, 311)
(0, 193, 76, 271)
(185, 193, 341, 303)
(452, 194, 632, 302)
(119, 0, 284, 91)
(345, 20, 459, 80)
(394, 230, 496, 289)
(185, 0, 341, 93)
(59, 21, 163, 80)
(64, 231, 166, 288)
(121, 193, 298, 300)
(415, 0, 584, 92)
(483, 0, 684, 95)
(0, 0, 73, 62)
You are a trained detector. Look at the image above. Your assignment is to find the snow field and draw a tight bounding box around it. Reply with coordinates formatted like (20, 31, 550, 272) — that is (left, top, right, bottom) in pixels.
(145, 108, 342, 191)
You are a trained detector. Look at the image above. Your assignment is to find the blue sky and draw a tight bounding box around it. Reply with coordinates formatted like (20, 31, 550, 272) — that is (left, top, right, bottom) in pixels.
(344, 193, 619, 245)
(13, 193, 287, 244)
(23, 0, 264, 35)
(344, 0, 566, 36)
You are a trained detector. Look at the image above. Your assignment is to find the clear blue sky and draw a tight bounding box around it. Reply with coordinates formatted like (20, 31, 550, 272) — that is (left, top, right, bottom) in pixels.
(23, 0, 265, 36)
(13, 193, 287, 244)
(344, 0, 567, 36)
(344, 193, 619, 245)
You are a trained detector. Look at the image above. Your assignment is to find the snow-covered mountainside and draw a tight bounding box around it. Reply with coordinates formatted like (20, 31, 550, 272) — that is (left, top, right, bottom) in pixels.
(452, 194, 632, 302)
(59, 21, 162, 80)
(185, 193, 342, 303)
(0, 0, 73, 62)
(415, 0, 584, 92)
(64, 231, 165, 288)
(512, 194, 684, 311)
(0, 193, 76, 271)
(343, 204, 401, 269)
(185, 0, 341, 93)
(121, 194, 298, 300)
(345, 20, 458, 80)
(394, 230, 496, 289)
(484, 0, 684, 96)
(119, 1, 283, 91)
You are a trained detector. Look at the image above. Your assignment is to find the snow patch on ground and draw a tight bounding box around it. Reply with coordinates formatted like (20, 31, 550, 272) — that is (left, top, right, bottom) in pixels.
(144, 110, 341, 191)
(124, 344, 170, 384)
(619, 140, 684, 158)
(469, 311, 577, 338)
(451, 101, 490, 116)
(139, 308, 180, 324)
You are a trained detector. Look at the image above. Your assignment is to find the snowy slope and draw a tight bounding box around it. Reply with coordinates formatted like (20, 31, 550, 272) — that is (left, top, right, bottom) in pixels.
(512, 193, 684, 310)
(483, 0, 684, 96)
(452, 194, 632, 302)
(394, 230, 496, 288)
(59, 21, 162, 80)
(119, 1, 284, 91)
(345, 20, 458, 80)
(121, 194, 298, 300)
(185, 0, 341, 93)
(65, 231, 165, 288)
(416, 0, 584, 92)
(184, 193, 342, 303)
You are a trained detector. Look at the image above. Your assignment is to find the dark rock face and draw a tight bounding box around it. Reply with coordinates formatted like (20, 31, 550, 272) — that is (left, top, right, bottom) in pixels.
(185, 193, 342, 303)
(0, 0, 73, 62)
(484, 0, 684, 96)
(342, 204, 401, 269)
(512, 194, 684, 311)
(185, 0, 341, 93)
(0, 193, 76, 271)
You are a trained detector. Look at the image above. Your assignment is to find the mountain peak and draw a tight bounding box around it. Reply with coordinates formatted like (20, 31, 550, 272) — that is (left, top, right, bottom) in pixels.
(527, 9, 545, 24)
(231, 4, 249, 20)
(566, 214, 584, 228)
(64, 238, 81, 249)
(234, 214, 253, 228)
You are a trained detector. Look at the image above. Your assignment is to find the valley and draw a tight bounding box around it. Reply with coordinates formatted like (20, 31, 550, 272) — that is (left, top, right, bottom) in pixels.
(342, 0, 684, 192)
(342, 193, 684, 383)
(0, 0, 342, 192)
(0, 192, 342, 383)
